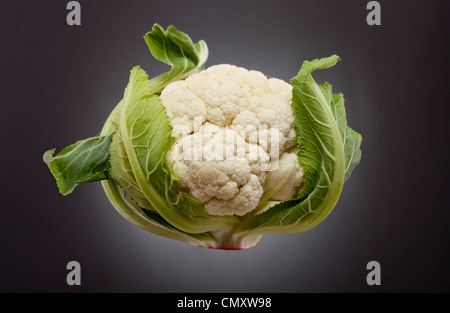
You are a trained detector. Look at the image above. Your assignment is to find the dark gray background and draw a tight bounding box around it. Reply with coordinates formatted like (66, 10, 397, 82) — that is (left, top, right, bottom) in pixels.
(1, 0, 449, 292)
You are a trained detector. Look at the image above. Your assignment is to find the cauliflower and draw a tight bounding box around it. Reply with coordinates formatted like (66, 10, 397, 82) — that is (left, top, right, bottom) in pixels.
(161, 64, 302, 216)
(44, 24, 362, 249)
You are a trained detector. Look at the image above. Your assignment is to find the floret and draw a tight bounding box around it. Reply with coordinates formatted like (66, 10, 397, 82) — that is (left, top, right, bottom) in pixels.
(161, 64, 302, 216)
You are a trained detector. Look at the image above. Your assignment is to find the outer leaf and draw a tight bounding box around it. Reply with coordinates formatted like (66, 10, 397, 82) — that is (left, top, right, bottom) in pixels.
(116, 66, 233, 234)
(109, 108, 153, 210)
(328, 88, 362, 181)
(43, 135, 112, 195)
(343, 127, 362, 181)
(100, 95, 216, 246)
(101, 173, 217, 247)
(144, 23, 208, 93)
(242, 55, 362, 234)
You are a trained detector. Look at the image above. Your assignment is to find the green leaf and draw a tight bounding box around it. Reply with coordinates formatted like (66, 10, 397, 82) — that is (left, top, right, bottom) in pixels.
(144, 23, 208, 93)
(109, 110, 152, 210)
(114, 66, 233, 234)
(100, 176, 217, 247)
(330, 91, 362, 181)
(43, 135, 112, 195)
(242, 55, 362, 234)
(99, 87, 216, 246)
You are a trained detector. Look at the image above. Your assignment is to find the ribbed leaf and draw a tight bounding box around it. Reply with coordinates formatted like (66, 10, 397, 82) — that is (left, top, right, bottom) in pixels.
(243, 55, 362, 234)
(144, 24, 208, 93)
(116, 66, 233, 234)
(43, 135, 112, 195)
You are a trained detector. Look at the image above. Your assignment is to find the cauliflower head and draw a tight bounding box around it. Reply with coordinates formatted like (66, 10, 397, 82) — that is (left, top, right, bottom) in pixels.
(44, 24, 362, 249)
(161, 64, 303, 216)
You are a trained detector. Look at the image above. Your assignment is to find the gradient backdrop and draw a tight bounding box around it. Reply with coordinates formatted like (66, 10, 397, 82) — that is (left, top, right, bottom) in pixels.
(1, 0, 449, 292)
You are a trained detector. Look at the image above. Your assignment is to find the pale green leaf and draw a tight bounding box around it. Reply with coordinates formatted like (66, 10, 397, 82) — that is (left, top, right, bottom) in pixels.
(43, 135, 112, 195)
(116, 66, 233, 234)
(242, 55, 362, 234)
(144, 23, 208, 93)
